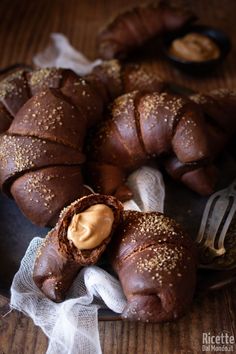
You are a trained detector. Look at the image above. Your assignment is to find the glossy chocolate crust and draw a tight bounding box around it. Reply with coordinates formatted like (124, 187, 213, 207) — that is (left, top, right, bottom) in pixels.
(97, 1, 195, 59)
(88, 88, 236, 200)
(33, 194, 123, 302)
(109, 210, 197, 322)
(88, 91, 213, 198)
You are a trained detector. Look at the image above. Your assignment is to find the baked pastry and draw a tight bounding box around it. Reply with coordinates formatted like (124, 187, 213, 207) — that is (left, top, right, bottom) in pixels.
(87, 87, 236, 200)
(109, 210, 197, 322)
(164, 89, 236, 193)
(97, 0, 196, 59)
(33, 194, 123, 302)
(87, 91, 212, 199)
(97, 1, 195, 59)
(0, 87, 90, 226)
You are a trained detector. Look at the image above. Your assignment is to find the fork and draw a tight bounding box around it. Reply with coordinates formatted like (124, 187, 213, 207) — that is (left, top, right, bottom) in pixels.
(196, 179, 236, 261)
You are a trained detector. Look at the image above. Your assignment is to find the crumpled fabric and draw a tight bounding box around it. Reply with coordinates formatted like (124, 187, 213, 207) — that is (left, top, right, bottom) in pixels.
(33, 32, 102, 75)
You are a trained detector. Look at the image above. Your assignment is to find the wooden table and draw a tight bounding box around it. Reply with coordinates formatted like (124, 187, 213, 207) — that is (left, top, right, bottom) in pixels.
(0, 0, 236, 353)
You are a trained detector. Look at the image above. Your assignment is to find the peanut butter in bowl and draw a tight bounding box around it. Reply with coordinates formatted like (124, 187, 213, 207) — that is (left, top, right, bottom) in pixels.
(169, 32, 220, 62)
(163, 25, 231, 73)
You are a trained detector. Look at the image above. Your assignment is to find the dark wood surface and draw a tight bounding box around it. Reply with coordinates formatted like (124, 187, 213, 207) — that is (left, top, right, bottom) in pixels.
(0, 0, 236, 353)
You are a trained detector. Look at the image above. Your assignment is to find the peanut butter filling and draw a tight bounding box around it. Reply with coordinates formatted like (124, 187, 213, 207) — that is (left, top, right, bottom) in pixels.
(67, 204, 114, 250)
(169, 32, 220, 62)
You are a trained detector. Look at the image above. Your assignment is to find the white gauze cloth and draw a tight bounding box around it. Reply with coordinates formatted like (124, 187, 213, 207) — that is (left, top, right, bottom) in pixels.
(10, 36, 165, 354)
(33, 33, 102, 75)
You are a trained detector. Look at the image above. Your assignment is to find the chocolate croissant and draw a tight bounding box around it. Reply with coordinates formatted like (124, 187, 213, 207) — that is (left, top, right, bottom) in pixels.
(87, 91, 213, 198)
(109, 210, 197, 322)
(164, 89, 236, 193)
(0, 61, 165, 226)
(97, 1, 195, 59)
(88, 87, 236, 199)
(33, 194, 123, 302)
(0, 66, 109, 226)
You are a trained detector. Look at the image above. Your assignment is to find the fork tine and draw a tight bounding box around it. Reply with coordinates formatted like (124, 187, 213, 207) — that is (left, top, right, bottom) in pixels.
(196, 180, 236, 245)
(217, 198, 236, 251)
(196, 192, 221, 243)
(198, 179, 236, 269)
(201, 196, 232, 249)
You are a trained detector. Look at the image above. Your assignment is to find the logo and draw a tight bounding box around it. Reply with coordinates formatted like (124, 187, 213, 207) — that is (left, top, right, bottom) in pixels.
(202, 331, 235, 352)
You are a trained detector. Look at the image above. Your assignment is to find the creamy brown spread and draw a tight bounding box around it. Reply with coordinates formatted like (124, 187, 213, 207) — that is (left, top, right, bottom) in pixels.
(67, 204, 114, 250)
(169, 32, 220, 62)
